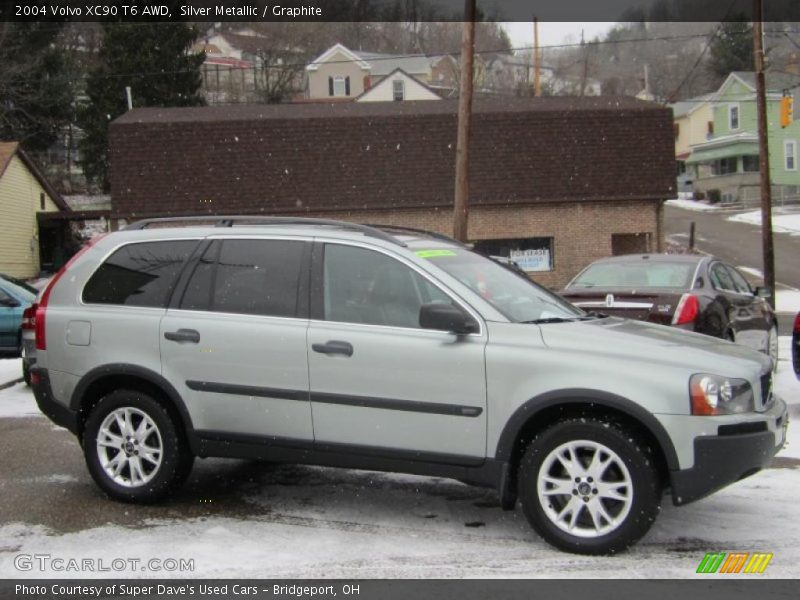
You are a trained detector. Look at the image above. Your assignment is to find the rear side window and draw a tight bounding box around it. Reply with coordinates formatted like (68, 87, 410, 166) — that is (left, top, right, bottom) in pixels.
(180, 239, 304, 318)
(83, 240, 198, 307)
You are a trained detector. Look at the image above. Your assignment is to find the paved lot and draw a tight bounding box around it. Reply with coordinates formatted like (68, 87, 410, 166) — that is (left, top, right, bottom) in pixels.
(0, 349, 798, 578)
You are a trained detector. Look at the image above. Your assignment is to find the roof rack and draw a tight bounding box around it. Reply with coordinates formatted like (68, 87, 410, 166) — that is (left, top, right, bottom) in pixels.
(363, 224, 468, 247)
(124, 216, 406, 247)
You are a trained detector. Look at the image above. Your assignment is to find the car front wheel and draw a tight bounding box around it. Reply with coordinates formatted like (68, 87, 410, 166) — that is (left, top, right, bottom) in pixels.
(83, 389, 193, 503)
(518, 417, 661, 555)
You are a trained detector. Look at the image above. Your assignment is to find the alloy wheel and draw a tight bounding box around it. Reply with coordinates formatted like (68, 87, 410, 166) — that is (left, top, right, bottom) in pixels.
(537, 440, 634, 538)
(96, 407, 163, 488)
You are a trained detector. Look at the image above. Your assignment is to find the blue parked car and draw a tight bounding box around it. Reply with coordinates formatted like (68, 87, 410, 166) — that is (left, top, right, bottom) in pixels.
(0, 274, 37, 357)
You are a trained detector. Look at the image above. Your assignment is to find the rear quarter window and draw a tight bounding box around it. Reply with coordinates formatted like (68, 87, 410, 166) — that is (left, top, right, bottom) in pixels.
(82, 240, 198, 307)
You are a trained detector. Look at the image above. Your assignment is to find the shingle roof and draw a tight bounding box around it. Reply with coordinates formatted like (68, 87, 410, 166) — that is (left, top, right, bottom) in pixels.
(109, 96, 675, 217)
(354, 50, 433, 76)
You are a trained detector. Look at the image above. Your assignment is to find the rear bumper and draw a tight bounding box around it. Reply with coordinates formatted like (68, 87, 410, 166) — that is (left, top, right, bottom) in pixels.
(670, 399, 788, 506)
(31, 368, 78, 435)
(22, 338, 36, 367)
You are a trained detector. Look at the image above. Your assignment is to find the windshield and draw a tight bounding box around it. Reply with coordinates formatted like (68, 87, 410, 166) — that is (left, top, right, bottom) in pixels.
(0, 275, 37, 302)
(415, 248, 583, 323)
(569, 261, 696, 290)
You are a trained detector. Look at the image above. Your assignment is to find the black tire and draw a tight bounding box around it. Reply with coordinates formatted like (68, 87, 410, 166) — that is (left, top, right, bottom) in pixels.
(518, 417, 661, 555)
(82, 389, 194, 503)
(22, 359, 31, 386)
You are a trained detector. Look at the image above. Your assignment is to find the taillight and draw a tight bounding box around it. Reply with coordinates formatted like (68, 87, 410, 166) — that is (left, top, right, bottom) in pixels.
(36, 234, 108, 351)
(21, 304, 37, 330)
(672, 293, 699, 326)
(794, 312, 800, 333)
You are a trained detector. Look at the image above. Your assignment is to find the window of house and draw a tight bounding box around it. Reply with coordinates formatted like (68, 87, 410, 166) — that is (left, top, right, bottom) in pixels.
(711, 157, 738, 175)
(707, 120, 714, 137)
(742, 155, 760, 172)
(392, 79, 404, 101)
(785, 140, 797, 171)
(729, 104, 740, 130)
(674, 122, 680, 139)
(472, 237, 554, 272)
(329, 76, 350, 97)
(333, 76, 346, 96)
(677, 160, 686, 176)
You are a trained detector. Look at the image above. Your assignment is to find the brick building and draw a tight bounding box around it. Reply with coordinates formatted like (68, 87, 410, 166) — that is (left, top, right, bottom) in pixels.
(109, 97, 675, 288)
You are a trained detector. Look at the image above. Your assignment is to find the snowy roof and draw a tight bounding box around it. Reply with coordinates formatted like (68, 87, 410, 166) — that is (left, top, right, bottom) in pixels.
(353, 50, 434, 76)
(670, 94, 714, 118)
(728, 71, 800, 93)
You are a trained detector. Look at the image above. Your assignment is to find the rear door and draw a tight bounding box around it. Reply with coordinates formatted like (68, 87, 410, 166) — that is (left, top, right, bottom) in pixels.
(160, 237, 314, 441)
(306, 241, 487, 461)
(0, 286, 20, 350)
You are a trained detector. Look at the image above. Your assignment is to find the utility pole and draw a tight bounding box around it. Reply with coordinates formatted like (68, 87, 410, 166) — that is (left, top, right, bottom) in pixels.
(533, 17, 541, 97)
(453, 0, 476, 242)
(753, 0, 776, 308)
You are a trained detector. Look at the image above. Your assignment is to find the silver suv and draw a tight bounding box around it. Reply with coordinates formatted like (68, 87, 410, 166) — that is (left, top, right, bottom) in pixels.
(31, 217, 787, 555)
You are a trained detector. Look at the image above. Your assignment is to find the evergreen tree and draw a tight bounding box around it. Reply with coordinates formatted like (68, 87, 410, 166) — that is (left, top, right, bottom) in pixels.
(0, 23, 77, 154)
(708, 20, 754, 79)
(78, 22, 205, 191)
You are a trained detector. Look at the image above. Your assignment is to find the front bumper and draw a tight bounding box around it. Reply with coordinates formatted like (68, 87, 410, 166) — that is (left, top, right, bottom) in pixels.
(31, 368, 78, 435)
(669, 398, 788, 506)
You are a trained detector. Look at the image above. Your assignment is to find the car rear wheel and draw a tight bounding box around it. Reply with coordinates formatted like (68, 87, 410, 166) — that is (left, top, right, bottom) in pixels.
(83, 389, 193, 503)
(22, 358, 30, 386)
(518, 417, 661, 555)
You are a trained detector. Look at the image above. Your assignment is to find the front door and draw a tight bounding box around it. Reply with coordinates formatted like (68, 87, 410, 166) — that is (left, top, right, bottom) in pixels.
(160, 238, 313, 441)
(307, 242, 487, 461)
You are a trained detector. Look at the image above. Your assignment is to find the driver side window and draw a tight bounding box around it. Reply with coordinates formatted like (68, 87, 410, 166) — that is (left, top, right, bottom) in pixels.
(323, 244, 452, 329)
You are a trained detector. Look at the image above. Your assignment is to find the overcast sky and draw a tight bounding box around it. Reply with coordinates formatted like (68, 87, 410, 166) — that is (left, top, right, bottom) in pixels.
(502, 22, 615, 51)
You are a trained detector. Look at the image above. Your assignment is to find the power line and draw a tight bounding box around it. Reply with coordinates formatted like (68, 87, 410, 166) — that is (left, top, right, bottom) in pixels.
(4, 32, 716, 86)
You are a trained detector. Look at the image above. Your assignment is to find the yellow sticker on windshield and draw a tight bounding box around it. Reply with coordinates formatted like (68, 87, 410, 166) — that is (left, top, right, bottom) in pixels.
(415, 249, 457, 258)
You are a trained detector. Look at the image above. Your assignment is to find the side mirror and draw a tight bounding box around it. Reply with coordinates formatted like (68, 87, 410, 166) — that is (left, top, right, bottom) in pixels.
(419, 303, 478, 335)
(754, 286, 771, 299)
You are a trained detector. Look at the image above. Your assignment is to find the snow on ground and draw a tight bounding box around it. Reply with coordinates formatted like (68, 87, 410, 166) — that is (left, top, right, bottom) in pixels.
(728, 209, 800, 235)
(776, 290, 800, 313)
(0, 381, 37, 418)
(0, 342, 797, 578)
(0, 358, 22, 387)
(665, 198, 722, 212)
(0, 459, 798, 578)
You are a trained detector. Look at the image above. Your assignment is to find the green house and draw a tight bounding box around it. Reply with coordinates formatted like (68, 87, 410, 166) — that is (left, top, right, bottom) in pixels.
(686, 71, 799, 206)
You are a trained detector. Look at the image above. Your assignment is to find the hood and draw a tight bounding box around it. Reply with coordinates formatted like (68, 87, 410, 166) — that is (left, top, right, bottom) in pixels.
(539, 316, 772, 377)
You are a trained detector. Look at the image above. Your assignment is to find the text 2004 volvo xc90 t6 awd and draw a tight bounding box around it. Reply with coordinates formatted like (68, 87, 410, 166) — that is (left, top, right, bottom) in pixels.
(30, 217, 787, 555)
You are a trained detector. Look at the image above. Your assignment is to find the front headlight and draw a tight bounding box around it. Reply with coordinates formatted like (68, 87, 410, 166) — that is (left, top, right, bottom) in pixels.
(690, 374, 754, 415)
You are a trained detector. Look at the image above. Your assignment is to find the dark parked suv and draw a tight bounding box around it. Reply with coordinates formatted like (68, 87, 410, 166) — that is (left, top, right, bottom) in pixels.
(30, 217, 787, 555)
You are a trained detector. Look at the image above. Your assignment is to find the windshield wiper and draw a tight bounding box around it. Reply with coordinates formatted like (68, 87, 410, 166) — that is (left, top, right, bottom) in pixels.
(521, 312, 607, 325)
(520, 317, 582, 324)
